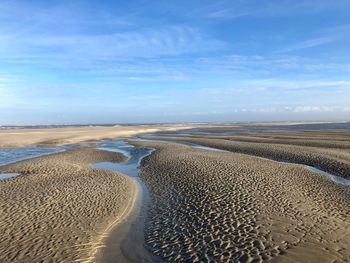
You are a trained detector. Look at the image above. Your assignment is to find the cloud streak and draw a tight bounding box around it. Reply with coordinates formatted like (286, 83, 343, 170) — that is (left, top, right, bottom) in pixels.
(0, 0, 349, 123)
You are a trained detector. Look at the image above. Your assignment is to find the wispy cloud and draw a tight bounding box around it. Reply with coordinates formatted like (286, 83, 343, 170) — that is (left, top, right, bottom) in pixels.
(276, 22, 350, 53)
(277, 37, 336, 53)
(250, 79, 350, 91)
(0, 25, 225, 59)
(199, 0, 350, 20)
(0, 0, 350, 123)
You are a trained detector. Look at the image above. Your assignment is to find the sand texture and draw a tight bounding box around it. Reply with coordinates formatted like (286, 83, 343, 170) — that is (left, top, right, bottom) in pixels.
(142, 134, 350, 179)
(131, 140, 350, 262)
(0, 148, 134, 262)
(0, 124, 194, 148)
(178, 130, 350, 149)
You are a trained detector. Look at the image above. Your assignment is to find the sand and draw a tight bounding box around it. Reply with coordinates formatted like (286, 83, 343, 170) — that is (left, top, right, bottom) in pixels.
(0, 147, 134, 262)
(0, 124, 195, 148)
(142, 134, 350, 179)
(1, 124, 349, 262)
(131, 140, 350, 262)
(180, 130, 350, 149)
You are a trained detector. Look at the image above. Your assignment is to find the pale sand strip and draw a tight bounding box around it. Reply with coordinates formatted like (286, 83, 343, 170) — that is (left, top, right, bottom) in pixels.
(0, 148, 136, 262)
(86, 179, 139, 263)
(0, 125, 196, 148)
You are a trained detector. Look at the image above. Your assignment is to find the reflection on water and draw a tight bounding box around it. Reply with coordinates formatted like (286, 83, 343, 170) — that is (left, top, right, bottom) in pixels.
(0, 173, 20, 180)
(308, 166, 350, 186)
(95, 140, 154, 178)
(0, 142, 99, 167)
(0, 146, 63, 166)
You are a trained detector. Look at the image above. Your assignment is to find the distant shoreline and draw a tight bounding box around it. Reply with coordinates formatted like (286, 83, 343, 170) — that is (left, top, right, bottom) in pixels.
(0, 124, 196, 148)
(1, 122, 350, 148)
(0, 120, 349, 129)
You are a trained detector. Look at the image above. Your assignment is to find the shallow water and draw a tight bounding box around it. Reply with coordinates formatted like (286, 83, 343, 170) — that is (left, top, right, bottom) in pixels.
(0, 146, 64, 166)
(95, 140, 154, 178)
(308, 166, 350, 186)
(91, 140, 161, 263)
(0, 173, 20, 180)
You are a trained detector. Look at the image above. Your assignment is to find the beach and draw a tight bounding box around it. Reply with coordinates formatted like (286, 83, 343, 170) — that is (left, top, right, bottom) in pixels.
(0, 124, 350, 262)
(2, 0, 349, 261)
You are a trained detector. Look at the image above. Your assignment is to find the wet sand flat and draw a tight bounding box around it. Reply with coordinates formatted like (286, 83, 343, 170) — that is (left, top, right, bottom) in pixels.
(179, 131, 350, 149)
(180, 130, 350, 149)
(132, 140, 350, 262)
(0, 148, 134, 262)
(0, 124, 195, 148)
(1, 124, 349, 262)
(142, 134, 350, 179)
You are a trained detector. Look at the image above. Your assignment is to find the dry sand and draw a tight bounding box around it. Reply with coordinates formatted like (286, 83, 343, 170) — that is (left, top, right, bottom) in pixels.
(142, 134, 350, 179)
(131, 140, 350, 262)
(0, 124, 195, 148)
(0, 147, 134, 262)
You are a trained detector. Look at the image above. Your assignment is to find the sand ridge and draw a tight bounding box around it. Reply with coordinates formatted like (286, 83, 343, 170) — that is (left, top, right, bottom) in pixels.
(175, 132, 350, 149)
(0, 147, 134, 262)
(131, 140, 350, 262)
(141, 135, 350, 179)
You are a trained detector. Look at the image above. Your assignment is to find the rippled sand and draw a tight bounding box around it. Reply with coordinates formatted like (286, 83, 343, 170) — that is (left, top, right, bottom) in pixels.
(1, 126, 349, 262)
(182, 130, 350, 149)
(132, 140, 350, 262)
(142, 134, 350, 179)
(0, 148, 134, 262)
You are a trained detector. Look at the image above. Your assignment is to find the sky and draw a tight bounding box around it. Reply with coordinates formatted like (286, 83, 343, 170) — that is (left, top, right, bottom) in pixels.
(0, 0, 350, 125)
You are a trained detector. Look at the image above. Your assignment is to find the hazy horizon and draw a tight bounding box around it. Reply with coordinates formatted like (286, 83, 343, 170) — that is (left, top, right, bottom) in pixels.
(1, 119, 350, 128)
(1, 0, 349, 124)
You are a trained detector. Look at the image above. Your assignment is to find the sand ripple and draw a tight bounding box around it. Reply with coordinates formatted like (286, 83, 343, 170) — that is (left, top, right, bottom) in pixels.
(132, 140, 350, 262)
(0, 148, 133, 262)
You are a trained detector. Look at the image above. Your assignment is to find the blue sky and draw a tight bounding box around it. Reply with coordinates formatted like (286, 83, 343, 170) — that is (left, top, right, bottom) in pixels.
(0, 0, 350, 124)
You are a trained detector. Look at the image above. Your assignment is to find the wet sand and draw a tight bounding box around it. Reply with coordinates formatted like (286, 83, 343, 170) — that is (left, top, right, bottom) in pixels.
(0, 148, 134, 262)
(0, 124, 195, 148)
(1, 124, 349, 262)
(178, 130, 350, 149)
(142, 134, 350, 179)
(131, 140, 350, 262)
